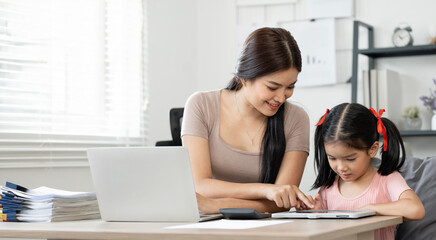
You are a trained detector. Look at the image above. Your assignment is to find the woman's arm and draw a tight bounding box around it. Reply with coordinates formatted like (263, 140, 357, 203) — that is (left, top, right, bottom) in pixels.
(275, 150, 307, 186)
(271, 150, 310, 208)
(183, 135, 313, 212)
(359, 189, 425, 221)
(196, 193, 288, 214)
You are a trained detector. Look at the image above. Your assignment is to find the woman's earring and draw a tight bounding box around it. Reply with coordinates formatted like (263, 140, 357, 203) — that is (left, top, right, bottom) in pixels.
(240, 79, 246, 87)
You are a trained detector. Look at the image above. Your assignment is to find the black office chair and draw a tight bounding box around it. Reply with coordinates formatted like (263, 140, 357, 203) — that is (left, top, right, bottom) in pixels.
(155, 108, 184, 146)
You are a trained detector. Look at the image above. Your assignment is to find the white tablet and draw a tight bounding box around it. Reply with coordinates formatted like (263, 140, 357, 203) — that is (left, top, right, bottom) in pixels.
(271, 210, 376, 219)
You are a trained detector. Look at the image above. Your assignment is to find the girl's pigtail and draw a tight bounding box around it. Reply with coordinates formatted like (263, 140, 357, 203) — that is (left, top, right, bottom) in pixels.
(378, 117, 406, 175)
(313, 125, 324, 189)
(312, 121, 335, 189)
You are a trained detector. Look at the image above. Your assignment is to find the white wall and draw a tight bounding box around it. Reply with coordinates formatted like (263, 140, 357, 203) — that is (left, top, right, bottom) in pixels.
(196, 1, 237, 91)
(147, 0, 198, 145)
(147, 0, 238, 145)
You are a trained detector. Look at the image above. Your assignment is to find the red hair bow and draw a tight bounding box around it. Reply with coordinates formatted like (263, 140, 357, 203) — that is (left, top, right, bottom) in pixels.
(315, 109, 330, 126)
(369, 108, 387, 151)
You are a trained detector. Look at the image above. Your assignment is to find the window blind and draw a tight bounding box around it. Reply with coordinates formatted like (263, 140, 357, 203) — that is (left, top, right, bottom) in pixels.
(0, 0, 148, 168)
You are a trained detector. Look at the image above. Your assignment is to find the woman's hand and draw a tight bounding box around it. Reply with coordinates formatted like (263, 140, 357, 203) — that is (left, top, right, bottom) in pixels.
(263, 184, 314, 210)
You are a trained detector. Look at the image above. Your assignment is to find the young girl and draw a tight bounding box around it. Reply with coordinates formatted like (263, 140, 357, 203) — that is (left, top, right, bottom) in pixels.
(308, 103, 425, 240)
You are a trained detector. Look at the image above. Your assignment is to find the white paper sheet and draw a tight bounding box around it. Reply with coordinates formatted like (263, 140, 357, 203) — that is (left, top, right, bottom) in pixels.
(165, 219, 292, 230)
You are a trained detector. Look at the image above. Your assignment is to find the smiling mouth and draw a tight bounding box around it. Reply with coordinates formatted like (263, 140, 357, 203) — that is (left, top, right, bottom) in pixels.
(267, 102, 281, 110)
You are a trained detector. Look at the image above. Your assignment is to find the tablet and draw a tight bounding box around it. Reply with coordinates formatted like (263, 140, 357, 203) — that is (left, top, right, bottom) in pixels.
(271, 210, 376, 219)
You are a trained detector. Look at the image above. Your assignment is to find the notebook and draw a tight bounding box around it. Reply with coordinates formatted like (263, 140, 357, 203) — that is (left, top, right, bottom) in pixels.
(87, 146, 222, 222)
(272, 210, 376, 219)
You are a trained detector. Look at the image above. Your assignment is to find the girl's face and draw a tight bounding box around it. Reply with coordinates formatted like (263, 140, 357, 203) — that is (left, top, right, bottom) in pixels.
(324, 142, 379, 183)
(242, 67, 298, 117)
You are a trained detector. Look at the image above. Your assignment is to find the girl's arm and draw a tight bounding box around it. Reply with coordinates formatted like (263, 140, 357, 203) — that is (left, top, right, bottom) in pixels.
(359, 189, 425, 221)
(183, 135, 313, 213)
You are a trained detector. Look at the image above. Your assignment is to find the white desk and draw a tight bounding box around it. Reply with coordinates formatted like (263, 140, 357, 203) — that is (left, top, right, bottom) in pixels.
(0, 216, 402, 240)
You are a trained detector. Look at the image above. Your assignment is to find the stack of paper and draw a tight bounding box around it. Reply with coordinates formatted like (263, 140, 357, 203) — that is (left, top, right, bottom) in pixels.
(0, 182, 100, 222)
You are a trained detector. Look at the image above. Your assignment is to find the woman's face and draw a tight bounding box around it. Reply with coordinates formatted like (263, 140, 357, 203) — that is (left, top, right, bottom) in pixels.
(243, 67, 298, 117)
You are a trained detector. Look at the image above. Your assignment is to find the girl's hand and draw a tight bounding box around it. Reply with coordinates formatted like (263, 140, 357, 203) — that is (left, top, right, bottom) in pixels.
(264, 184, 314, 210)
(196, 192, 220, 214)
(311, 193, 323, 210)
(358, 204, 376, 212)
(296, 193, 322, 210)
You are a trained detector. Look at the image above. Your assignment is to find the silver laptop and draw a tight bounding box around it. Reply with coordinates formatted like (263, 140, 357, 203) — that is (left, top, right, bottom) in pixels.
(87, 146, 222, 222)
(272, 210, 376, 219)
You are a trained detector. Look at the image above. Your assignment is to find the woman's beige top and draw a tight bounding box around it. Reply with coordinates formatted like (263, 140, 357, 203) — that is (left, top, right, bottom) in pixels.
(181, 90, 309, 183)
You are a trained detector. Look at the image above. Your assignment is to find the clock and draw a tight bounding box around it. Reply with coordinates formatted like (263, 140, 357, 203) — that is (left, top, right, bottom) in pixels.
(392, 23, 413, 47)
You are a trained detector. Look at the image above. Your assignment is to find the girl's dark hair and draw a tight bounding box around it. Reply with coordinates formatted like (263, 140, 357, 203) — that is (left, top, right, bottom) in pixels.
(226, 27, 302, 184)
(313, 103, 406, 189)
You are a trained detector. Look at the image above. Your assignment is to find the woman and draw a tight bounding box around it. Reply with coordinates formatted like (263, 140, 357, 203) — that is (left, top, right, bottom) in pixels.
(181, 27, 313, 214)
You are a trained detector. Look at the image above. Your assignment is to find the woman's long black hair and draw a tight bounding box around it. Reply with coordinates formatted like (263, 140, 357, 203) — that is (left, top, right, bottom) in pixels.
(312, 103, 406, 189)
(226, 27, 302, 184)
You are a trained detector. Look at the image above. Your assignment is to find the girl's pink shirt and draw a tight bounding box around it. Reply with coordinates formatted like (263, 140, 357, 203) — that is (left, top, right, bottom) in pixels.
(319, 171, 410, 240)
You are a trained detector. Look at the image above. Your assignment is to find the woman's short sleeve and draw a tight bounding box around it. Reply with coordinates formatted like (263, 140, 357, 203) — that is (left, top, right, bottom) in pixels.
(284, 103, 310, 153)
(181, 92, 210, 140)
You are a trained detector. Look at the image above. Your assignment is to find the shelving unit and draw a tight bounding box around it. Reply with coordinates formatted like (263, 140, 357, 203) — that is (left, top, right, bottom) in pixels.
(351, 20, 436, 137)
(358, 44, 436, 58)
(400, 130, 436, 137)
